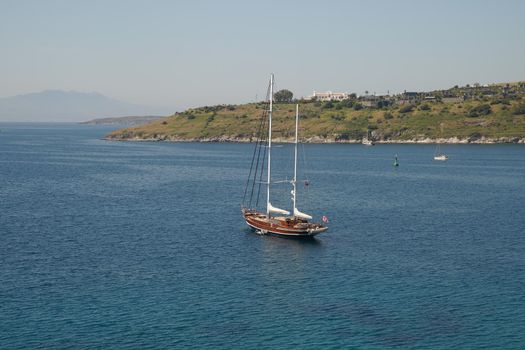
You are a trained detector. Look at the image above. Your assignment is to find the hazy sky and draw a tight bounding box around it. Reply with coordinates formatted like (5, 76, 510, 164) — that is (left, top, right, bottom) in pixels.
(1, 0, 524, 111)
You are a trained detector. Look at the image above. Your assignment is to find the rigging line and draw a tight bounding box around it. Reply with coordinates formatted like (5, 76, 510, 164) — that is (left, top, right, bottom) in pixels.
(248, 98, 270, 206)
(243, 101, 269, 205)
(248, 106, 268, 206)
(254, 179, 291, 184)
(242, 109, 266, 206)
(272, 179, 292, 184)
(300, 142, 310, 182)
(245, 79, 273, 206)
(249, 117, 267, 207)
(255, 114, 268, 208)
(254, 82, 272, 208)
(300, 140, 313, 208)
(300, 142, 312, 194)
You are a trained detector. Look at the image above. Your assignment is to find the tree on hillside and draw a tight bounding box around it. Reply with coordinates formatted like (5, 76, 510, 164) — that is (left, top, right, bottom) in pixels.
(274, 89, 293, 102)
(323, 101, 334, 109)
(399, 104, 414, 113)
(339, 99, 354, 108)
(512, 103, 525, 115)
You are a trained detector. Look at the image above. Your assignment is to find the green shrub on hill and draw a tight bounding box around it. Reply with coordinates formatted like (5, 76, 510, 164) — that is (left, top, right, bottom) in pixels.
(491, 98, 511, 105)
(383, 112, 394, 120)
(377, 100, 392, 108)
(399, 105, 414, 113)
(323, 101, 334, 109)
(512, 104, 525, 115)
(339, 99, 354, 108)
(467, 104, 491, 117)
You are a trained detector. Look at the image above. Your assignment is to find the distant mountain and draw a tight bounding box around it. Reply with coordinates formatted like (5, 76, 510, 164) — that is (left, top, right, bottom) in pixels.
(0, 90, 172, 122)
(81, 115, 165, 126)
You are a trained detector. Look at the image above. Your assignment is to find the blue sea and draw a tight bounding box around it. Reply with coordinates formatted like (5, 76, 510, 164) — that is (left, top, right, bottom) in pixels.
(1, 123, 524, 349)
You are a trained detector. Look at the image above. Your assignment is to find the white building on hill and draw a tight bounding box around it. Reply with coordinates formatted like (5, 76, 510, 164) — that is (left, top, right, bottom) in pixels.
(311, 91, 349, 101)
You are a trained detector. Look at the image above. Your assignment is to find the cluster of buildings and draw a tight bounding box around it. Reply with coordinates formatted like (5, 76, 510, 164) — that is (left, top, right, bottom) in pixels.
(310, 91, 350, 102)
(308, 82, 525, 108)
(309, 90, 429, 107)
(308, 90, 452, 107)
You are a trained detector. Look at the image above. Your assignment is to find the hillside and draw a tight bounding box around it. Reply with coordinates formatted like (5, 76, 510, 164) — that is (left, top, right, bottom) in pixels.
(107, 83, 525, 144)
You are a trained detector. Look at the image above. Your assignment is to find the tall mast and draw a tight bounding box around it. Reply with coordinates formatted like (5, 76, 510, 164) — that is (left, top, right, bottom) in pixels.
(266, 74, 273, 216)
(292, 104, 298, 215)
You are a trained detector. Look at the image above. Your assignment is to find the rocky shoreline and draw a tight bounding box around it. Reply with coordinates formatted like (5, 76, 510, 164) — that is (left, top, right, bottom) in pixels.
(105, 134, 525, 144)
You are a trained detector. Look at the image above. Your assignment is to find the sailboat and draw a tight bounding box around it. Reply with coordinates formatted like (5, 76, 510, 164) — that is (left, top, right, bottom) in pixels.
(362, 129, 374, 146)
(434, 143, 448, 161)
(241, 74, 328, 237)
(434, 124, 448, 161)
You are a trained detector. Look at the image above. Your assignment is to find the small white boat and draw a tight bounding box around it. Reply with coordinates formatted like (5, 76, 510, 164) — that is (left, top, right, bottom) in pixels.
(362, 130, 374, 146)
(434, 154, 449, 161)
(434, 144, 448, 161)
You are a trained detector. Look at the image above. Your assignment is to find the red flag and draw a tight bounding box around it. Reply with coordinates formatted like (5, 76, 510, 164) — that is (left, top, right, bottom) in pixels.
(322, 215, 329, 223)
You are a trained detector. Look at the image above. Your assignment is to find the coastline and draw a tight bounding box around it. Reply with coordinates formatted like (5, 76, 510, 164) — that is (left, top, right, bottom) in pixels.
(104, 135, 525, 144)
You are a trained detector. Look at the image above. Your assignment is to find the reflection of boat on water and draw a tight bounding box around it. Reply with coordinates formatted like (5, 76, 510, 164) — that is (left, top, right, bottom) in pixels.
(241, 74, 328, 238)
(434, 143, 448, 161)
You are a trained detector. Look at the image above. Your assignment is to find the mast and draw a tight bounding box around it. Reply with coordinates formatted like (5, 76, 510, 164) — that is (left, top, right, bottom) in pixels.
(266, 74, 273, 216)
(292, 104, 298, 215)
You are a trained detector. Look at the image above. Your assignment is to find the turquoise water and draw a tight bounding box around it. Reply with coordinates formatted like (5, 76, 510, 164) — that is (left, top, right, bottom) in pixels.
(1, 123, 524, 349)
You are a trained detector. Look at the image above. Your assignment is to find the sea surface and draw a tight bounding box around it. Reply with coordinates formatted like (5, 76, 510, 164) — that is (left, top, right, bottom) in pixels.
(1, 123, 524, 349)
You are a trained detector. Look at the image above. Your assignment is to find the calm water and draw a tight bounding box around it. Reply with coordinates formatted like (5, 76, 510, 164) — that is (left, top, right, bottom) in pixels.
(1, 123, 524, 349)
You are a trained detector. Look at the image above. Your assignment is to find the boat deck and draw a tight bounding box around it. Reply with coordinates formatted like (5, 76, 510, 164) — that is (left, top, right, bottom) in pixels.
(242, 208, 327, 236)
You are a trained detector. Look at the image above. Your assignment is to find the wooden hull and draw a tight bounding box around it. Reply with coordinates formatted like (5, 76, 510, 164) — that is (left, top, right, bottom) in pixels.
(242, 208, 328, 237)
